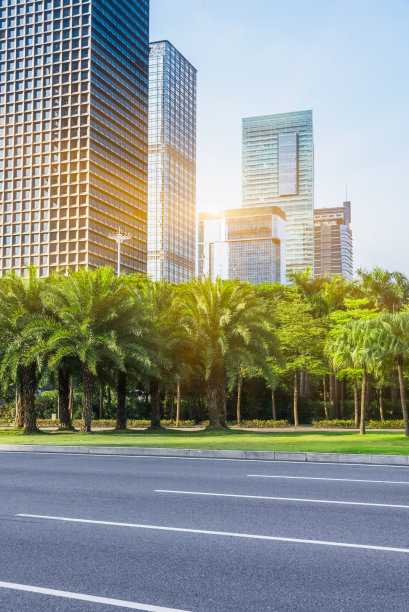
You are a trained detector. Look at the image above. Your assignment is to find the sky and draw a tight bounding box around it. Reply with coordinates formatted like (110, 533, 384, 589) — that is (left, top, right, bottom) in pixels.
(150, 0, 409, 275)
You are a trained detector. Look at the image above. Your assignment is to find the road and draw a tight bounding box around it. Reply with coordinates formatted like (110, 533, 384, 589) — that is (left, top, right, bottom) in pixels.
(1, 451, 409, 611)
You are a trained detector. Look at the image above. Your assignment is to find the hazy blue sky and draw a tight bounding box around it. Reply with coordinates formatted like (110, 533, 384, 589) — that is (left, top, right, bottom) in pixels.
(150, 0, 409, 275)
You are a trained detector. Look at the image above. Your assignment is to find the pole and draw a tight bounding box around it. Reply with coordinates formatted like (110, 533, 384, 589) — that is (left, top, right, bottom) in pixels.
(108, 229, 132, 277)
(117, 241, 121, 276)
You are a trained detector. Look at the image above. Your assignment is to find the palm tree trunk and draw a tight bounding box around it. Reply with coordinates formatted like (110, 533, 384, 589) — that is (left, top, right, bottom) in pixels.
(353, 378, 359, 428)
(15, 385, 24, 429)
(58, 366, 72, 430)
(323, 377, 328, 420)
(107, 385, 112, 412)
(206, 372, 221, 429)
(81, 361, 95, 433)
(236, 377, 242, 425)
(293, 371, 299, 427)
(379, 388, 384, 423)
(176, 380, 181, 427)
(21, 363, 37, 434)
(360, 366, 367, 435)
(340, 379, 345, 418)
(272, 390, 277, 421)
(116, 371, 127, 430)
(149, 377, 162, 429)
(397, 358, 409, 437)
(69, 377, 74, 419)
(99, 386, 104, 420)
(329, 374, 336, 419)
(217, 378, 227, 427)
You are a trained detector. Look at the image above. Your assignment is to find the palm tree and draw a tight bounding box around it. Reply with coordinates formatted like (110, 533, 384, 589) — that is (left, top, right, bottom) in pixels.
(377, 312, 409, 437)
(0, 268, 47, 433)
(357, 267, 409, 313)
(176, 278, 274, 429)
(328, 318, 379, 434)
(32, 267, 130, 432)
(139, 279, 179, 430)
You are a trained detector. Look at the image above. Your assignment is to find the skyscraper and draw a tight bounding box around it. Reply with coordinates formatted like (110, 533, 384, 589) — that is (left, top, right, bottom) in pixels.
(148, 40, 196, 283)
(198, 205, 286, 285)
(242, 110, 314, 276)
(0, 0, 149, 277)
(314, 201, 353, 279)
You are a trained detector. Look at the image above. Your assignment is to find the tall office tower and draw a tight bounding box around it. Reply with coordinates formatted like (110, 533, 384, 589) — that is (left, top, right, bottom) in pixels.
(314, 201, 353, 279)
(0, 0, 149, 277)
(148, 40, 197, 283)
(198, 205, 286, 284)
(242, 110, 314, 276)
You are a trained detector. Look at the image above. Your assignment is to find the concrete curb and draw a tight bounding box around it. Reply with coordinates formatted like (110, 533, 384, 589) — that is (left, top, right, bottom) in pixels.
(0, 444, 408, 466)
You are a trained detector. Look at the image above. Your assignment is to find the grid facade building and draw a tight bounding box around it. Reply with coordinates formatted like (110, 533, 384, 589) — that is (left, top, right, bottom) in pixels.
(198, 205, 286, 285)
(0, 0, 149, 277)
(242, 110, 314, 276)
(148, 40, 196, 283)
(314, 201, 353, 279)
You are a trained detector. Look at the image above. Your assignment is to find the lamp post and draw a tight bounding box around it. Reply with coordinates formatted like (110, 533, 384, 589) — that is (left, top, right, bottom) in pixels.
(108, 229, 132, 276)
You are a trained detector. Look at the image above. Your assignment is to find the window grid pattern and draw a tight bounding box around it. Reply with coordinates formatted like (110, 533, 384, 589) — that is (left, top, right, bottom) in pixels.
(314, 202, 353, 279)
(148, 40, 197, 284)
(198, 205, 286, 285)
(0, 0, 148, 277)
(242, 110, 314, 275)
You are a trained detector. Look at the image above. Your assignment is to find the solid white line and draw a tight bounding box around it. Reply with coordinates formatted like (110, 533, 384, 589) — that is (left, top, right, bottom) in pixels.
(16, 514, 409, 554)
(1, 450, 409, 468)
(247, 475, 409, 485)
(155, 489, 409, 510)
(0, 581, 190, 611)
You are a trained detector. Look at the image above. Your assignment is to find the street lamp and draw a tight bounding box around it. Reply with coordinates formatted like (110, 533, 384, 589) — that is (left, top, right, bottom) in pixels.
(108, 229, 132, 276)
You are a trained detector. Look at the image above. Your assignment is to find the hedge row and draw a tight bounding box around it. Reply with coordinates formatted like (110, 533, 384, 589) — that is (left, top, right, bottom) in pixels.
(0, 419, 199, 428)
(312, 419, 405, 429)
(235, 419, 290, 428)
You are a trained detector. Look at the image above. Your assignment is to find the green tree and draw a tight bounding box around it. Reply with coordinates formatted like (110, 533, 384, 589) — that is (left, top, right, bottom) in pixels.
(377, 312, 409, 437)
(32, 267, 130, 432)
(0, 268, 47, 433)
(357, 268, 409, 313)
(275, 294, 325, 426)
(177, 278, 274, 428)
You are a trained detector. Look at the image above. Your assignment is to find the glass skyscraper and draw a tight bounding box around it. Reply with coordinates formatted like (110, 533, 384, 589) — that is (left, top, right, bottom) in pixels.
(242, 110, 314, 275)
(148, 40, 196, 283)
(0, 0, 149, 277)
(198, 205, 286, 285)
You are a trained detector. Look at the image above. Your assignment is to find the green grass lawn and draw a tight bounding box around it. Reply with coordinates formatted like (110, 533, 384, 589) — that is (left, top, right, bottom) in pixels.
(0, 428, 408, 455)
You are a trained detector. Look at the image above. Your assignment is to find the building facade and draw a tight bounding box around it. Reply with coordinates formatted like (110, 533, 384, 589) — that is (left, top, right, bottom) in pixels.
(0, 0, 149, 277)
(198, 205, 286, 285)
(148, 40, 196, 283)
(242, 110, 314, 276)
(314, 201, 353, 279)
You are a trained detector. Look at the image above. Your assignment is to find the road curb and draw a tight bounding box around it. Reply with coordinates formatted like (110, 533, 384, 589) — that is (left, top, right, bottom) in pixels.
(0, 444, 408, 466)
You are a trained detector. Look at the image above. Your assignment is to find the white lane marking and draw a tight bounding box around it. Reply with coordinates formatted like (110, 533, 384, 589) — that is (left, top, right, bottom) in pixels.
(247, 475, 409, 485)
(15, 514, 409, 554)
(155, 489, 409, 510)
(1, 451, 409, 468)
(0, 581, 190, 611)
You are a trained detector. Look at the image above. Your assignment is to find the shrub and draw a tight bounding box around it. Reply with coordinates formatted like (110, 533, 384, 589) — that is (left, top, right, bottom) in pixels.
(312, 419, 405, 429)
(234, 419, 290, 428)
(367, 419, 405, 429)
(312, 420, 355, 429)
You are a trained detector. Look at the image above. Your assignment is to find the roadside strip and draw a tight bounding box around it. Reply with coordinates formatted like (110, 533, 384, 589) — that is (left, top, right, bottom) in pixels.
(0, 581, 190, 612)
(1, 444, 409, 465)
(16, 514, 409, 554)
(247, 475, 409, 485)
(155, 489, 409, 509)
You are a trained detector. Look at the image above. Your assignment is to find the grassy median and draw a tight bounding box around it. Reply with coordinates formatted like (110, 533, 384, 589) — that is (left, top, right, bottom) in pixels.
(0, 428, 409, 455)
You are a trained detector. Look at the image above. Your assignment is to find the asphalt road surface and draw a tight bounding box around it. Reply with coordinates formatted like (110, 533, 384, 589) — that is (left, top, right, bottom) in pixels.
(1, 451, 409, 611)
